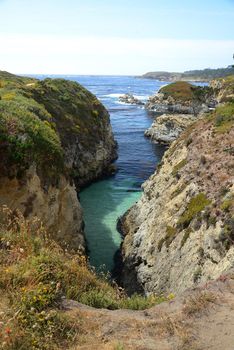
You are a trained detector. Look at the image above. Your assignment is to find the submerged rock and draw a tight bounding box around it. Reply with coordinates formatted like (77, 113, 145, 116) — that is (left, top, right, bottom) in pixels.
(144, 113, 197, 144)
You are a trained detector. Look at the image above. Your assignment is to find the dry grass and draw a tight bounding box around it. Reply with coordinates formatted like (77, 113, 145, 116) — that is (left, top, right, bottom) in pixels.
(161, 314, 192, 346)
(183, 291, 217, 317)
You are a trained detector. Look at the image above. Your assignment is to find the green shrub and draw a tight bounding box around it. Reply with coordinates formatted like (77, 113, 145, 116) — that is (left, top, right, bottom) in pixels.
(178, 193, 211, 229)
(157, 226, 177, 251)
(119, 293, 166, 310)
(221, 198, 233, 212)
(172, 159, 187, 176)
(214, 103, 234, 133)
(180, 228, 193, 248)
(80, 290, 119, 309)
(165, 226, 177, 247)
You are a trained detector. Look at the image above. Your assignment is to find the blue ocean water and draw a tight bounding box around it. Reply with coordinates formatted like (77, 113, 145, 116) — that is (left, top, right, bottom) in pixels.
(33, 75, 168, 271)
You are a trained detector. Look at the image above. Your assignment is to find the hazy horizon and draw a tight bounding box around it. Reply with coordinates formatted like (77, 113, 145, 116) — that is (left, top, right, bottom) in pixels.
(0, 0, 233, 75)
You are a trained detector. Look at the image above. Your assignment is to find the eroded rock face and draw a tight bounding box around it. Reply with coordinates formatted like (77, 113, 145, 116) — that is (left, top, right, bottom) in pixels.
(210, 76, 234, 103)
(121, 108, 234, 295)
(0, 166, 85, 250)
(0, 72, 117, 250)
(144, 114, 197, 144)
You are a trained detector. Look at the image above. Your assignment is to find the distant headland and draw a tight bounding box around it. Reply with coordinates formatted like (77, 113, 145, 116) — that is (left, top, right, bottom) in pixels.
(139, 66, 234, 82)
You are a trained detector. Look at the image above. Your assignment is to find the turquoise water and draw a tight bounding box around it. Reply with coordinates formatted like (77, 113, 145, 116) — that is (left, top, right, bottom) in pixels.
(80, 178, 141, 269)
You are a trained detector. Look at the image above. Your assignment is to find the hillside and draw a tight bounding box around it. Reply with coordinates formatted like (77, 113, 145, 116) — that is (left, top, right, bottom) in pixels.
(0, 207, 234, 350)
(141, 67, 234, 82)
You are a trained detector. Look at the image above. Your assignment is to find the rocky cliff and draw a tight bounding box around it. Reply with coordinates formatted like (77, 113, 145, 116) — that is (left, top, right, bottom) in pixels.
(144, 113, 197, 144)
(121, 77, 234, 295)
(0, 71, 117, 250)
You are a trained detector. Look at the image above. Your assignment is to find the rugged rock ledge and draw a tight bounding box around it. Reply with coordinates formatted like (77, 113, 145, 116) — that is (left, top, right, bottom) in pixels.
(120, 76, 234, 296)
(144, 113, 197, 144)
(0, 71, 117, 250)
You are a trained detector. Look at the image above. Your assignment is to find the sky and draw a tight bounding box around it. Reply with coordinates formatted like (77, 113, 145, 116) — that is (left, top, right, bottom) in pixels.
(0, 0, 234, 75)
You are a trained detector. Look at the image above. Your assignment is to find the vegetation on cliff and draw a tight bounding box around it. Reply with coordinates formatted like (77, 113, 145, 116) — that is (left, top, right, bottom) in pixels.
(121, 75, 234, 295)
(159, 81, 212, 103)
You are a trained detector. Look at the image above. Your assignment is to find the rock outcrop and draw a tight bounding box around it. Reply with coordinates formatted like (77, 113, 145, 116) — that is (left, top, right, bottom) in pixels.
(121, 77, 234, 295)
(144, 113, 197, 144)
(0, 71, 117, 250)
(145, 81, 216, 115)
(119, 93, 144, 105)
(210, 75, 234, 103)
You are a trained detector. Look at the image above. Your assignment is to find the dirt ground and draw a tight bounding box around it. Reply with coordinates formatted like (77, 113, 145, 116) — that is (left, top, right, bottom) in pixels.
(64, 271, 234, 350)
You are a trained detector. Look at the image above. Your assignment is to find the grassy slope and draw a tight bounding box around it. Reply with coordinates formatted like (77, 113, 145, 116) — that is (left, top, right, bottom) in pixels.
(159, 81, 212, 102)
(0, 209, 168, 350)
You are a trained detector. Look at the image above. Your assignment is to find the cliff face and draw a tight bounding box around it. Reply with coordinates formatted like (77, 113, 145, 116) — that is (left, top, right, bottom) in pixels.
(121, 78, 234, 295)
(0, 71, 117, 250)
(144, 113, 197, 144)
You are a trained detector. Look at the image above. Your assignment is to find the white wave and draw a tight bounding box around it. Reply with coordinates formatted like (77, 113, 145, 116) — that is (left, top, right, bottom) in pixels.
(114, 100, 129, 105)
(103, 93, 123, 98)
(104, 93, 149, 101)
(133, 94, 149, 100)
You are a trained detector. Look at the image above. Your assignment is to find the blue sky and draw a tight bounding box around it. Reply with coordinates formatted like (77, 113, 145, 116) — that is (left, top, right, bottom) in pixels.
(0, 0, 233, 74)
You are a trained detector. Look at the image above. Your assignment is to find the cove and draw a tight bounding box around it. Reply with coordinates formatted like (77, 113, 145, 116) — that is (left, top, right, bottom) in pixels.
(75, 76, 167, 271)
